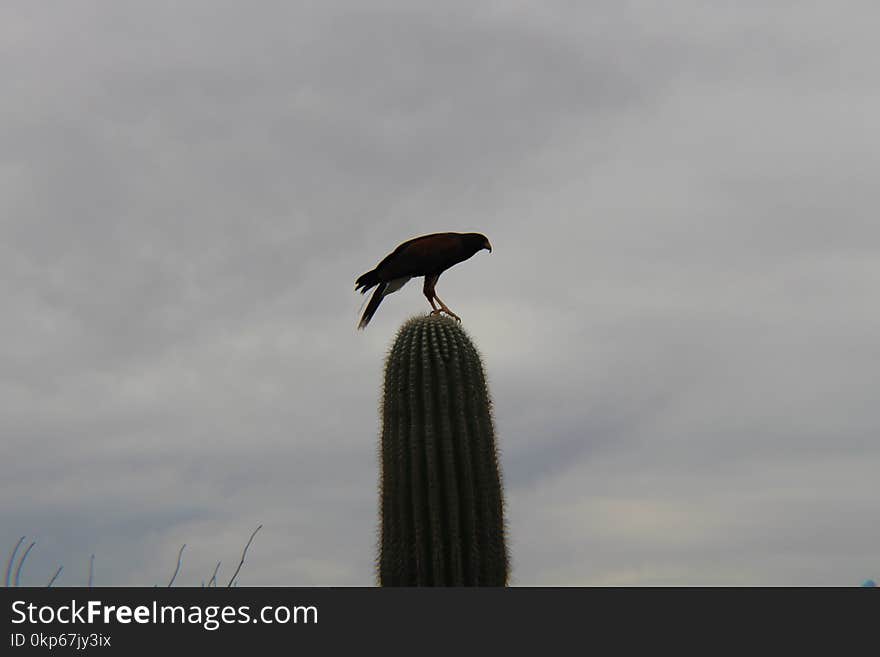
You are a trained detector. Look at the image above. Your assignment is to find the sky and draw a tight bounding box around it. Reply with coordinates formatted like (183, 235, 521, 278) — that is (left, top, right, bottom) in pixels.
(2, 1, 878, 586)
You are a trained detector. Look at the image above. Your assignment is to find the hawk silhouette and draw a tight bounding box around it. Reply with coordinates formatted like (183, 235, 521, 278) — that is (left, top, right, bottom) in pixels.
(355, 232, 492, 329)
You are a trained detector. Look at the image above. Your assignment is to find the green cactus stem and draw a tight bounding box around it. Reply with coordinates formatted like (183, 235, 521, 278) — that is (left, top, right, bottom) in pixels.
(378, 314, 508, 586)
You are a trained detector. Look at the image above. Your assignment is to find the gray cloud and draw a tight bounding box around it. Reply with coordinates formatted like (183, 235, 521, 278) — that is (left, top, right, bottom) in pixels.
(2, 1, 878, 586)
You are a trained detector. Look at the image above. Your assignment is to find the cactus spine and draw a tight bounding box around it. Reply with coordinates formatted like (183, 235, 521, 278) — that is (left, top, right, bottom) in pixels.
(379, 314, 508, 586)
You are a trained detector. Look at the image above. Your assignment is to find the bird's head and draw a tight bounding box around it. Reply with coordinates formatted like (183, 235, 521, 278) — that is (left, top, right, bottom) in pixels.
(465, 232, 492, 254)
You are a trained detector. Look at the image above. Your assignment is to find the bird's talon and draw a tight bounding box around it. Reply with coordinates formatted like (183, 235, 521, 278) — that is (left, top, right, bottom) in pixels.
(440, 308, 461, 322)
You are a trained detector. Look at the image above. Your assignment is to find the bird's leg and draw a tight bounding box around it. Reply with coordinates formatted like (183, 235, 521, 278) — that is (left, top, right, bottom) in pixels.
(424, 274, 459, 320)
(432, 294, 461, 322)
(423, 275, 441, 314)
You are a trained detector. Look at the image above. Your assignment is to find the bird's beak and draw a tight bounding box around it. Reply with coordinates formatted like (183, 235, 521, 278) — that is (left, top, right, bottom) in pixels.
(485, 241, 492, 253)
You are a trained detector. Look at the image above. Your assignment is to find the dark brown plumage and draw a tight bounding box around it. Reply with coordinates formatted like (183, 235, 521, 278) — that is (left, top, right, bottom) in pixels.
(355, 232, 492, 329)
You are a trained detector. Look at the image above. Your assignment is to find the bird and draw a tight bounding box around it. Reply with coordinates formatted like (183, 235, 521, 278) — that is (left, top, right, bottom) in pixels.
(355, 232, 492, 329)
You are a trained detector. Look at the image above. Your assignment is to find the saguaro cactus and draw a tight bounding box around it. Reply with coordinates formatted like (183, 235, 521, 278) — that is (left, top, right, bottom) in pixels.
(379, 314, 508, 586)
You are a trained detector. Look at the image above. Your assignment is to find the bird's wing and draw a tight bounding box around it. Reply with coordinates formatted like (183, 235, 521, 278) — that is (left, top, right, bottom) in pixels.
(376, 233, 466, 279)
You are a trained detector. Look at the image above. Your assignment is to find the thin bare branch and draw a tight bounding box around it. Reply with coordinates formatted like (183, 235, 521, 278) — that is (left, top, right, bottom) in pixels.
(208, 561, 221, 587)
(5, 536, 26, 588)
(167, 544, 186, 587)
(14, 541, 36, 587)
(227, 525, 262, 587)
(87, 554, 94, 587)
(47, 566, 63, 588)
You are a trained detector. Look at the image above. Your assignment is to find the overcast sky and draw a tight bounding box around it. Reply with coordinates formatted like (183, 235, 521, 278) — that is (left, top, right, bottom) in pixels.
(2, 1, 878, 586)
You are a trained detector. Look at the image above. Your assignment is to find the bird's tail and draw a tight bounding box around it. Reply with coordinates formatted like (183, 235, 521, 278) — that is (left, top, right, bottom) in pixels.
(358, 282, 387, 330)
(355, 268, 380, 294)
